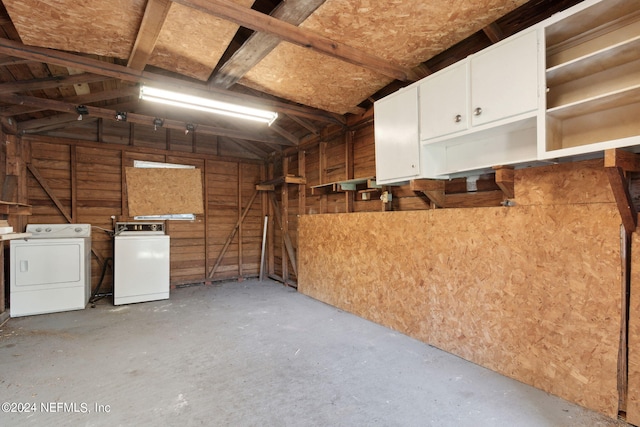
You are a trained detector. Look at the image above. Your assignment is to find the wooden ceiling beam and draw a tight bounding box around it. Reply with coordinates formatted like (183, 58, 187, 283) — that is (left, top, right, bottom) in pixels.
(0, 93, 293, 146)
(127, 0, 172, 70)
(483, 22, 505, 43)
(287, 114, 320, 136)
(173, 0, 417, 82)
(224, 137, 273, 159)
(18, 113, 89, 132)
(0, 72, 110, 94)
(0, 38, 345, 125)
(210, 0, 326, 89)
(269, 122, 299, 146)
(0, 87, 137, 116)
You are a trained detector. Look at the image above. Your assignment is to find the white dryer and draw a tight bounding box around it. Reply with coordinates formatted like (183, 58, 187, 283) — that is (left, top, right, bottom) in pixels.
(10, 224, 92, 317)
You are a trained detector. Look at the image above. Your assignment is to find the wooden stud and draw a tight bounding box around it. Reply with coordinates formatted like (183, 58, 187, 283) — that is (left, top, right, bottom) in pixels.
(281, 156, 289, 282)
(70, 145, 77, 222)
(238, 163, 243, 278)
(345, 131, 354, 213)
(298, 149, 306, 216)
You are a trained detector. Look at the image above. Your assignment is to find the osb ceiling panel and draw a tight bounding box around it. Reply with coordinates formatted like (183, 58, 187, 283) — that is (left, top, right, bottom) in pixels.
(4, 0, 253, 82)
(242, 0, 529, 114)
(148, 1, 255, 81)
(4, 0, 146, 58)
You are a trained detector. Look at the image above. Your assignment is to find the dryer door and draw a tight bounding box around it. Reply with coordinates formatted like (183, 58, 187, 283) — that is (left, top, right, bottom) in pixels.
(11, 240, 82, 290)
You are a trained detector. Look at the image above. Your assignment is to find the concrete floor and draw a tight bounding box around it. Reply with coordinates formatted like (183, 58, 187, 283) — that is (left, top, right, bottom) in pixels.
(0, 279, 628, 427)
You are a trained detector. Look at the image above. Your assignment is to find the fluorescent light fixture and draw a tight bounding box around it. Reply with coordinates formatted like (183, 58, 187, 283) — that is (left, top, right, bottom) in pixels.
(140, 86, 278, 126)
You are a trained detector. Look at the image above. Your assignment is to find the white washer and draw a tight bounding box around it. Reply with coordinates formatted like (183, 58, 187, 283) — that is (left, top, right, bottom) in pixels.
(10, 224, 92, 317)
(113, 223, 170, 305)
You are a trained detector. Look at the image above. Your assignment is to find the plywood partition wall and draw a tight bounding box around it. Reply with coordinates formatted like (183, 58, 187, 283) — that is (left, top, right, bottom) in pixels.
(298, 159, 622, 417)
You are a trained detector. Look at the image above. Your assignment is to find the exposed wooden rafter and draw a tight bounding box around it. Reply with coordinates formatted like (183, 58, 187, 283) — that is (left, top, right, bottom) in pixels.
(0, 73, 109, 94)
(483, 22, 505, 43)
(127, 0, 172, 70)
(172, 0, 418, 82)
(210, 0, 326, 88)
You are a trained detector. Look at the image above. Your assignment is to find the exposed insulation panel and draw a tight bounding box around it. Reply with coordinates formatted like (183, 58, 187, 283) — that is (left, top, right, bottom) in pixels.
(298, 162, 622, 417)
(242, 0, 528, 114)
(3, 0, 146, 58)
(125, 167, 204, 216)
(148, 1, 255, 81)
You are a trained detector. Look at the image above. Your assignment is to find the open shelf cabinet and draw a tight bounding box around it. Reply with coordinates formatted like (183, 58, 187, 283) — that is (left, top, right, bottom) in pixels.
(541, 0, 640, 158)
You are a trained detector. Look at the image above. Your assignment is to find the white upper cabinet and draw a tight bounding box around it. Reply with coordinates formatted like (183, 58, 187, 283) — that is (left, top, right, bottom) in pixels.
(374, 86, 421, 184)
(419, 28, 539, 146)
(418, 28, 540, 177)
(374, 0, 640, 183)
(419, 61, 469, 140)
(470, 29, 539, 127)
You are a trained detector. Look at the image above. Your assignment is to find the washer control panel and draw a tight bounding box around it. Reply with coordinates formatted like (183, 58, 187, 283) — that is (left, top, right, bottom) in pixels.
(115, 222, 165, 235)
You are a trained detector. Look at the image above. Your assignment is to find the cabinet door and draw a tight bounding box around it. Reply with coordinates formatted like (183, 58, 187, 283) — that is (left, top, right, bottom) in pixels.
(471, 29, 539, 126)
(419, 61, 469, 140)
(374, 86, 420, 183)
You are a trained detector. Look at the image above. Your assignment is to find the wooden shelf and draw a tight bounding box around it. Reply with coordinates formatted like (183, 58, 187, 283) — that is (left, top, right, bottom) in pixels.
(421, 116, 538, 178)
(256, 175, 306, 191)
(547, 84, 640, 120)
(542, 1, 640, 160)
(546, 35, 640, 86)
(310, 176, 380, 195)
(0, 201, 32, 216)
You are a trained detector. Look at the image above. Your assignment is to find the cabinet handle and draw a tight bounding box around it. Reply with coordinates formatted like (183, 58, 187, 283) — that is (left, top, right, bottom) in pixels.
(474, 107, 482, 116)
(454, 114, 462, 123)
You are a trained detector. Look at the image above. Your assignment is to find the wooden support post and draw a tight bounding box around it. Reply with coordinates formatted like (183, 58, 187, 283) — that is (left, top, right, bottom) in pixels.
(281, 157, 289, 282)
(268, 192, 297, 277)
(207, 190, 258, 278)
(319, 141, 327, 214)
(237, 164, 243, 279)
(493, 165, 515, 199)
(204, 159, 210, 278)
(70, 145, 77, 222)
(345, 131, 354, 213)
(410, 179, 446, 208)
(618, 225, 630, 413)
(298, 149, 306, 215)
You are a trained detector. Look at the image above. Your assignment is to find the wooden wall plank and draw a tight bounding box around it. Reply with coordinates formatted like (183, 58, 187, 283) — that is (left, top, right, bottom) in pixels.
(23, 135, 264, 289)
